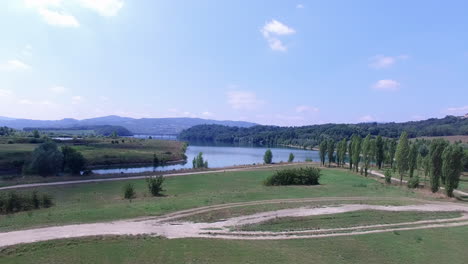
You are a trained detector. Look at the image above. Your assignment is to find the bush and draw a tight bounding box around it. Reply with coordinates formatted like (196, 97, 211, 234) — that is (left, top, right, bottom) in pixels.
(146, 175, 165, 196)
(264, 167, 321, 186)
(62, 146, 87, 175)
(26, 141, 63, 176)
(123, 183, 136, 199)
(407, 176, 420, 189)
(0, 191, 54, 214)
(384, 169, 392, 184)
(192, 152, 208, 169)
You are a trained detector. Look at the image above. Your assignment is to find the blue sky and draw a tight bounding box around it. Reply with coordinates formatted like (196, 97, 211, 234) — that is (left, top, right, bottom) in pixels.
(0, 0, 467, 125)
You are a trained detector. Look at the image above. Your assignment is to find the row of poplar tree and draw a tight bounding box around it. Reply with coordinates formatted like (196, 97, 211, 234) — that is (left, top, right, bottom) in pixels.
(319, 132, 466, 197)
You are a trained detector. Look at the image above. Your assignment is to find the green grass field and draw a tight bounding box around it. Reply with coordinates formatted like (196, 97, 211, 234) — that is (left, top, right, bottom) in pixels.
(237, 210, 461, 232)
(0, 168, 428, 232)
(0, 138, 186, 172)
(1, 226, 468, 264)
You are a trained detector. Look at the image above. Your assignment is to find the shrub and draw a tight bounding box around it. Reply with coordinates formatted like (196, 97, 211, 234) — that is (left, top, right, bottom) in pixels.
(62, 146, 86, 175)
(0, 191, 54, 214)
(384, 169, 392, 184)
(26, 141, 63, 176)
(192, 152, 208, 169)
(407, 176, 419, 189)
(264, 149, 273, 164)
(41, 193, 53, 208)
(146, 175, 165, 196)
(264, 167, 321, 186)
(123, 183, 136, 199)
(288, 153, 295, 162)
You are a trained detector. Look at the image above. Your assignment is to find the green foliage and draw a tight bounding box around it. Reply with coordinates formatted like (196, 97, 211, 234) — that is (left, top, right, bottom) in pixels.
(263, 149, 273, 164)
(193, 152, 209, 168)
(153, 153, 160, 166)
(327, 139, 335, 166)
(179, 115, 468, 147)
(0, 191, 54, 214)
(395, 132, 410, 183)
(288, 153, 295, 162)
(429, 139, 449, 193)
(361, 134, 372, 176)
(26, 141, 64, 176)
(442, 144, 464, 197)
(146, 175, 165, 196)
(264, 167, 321, 186)
(319, 141, 327, 166)
(123, 183, 136, 200)
(408, 143, 418, 178)
(61, 146, 86, 175)
(387, 139, 397, 168)
(407, 176, 419, 189)
(375, 136, 384, 169)
(384, 169, 392, 184)
(33, 130, 40, 138)
(351, 135, 362, 172)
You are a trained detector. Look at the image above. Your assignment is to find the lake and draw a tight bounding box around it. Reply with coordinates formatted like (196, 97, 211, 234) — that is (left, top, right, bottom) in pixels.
(92, 144, 320, 174)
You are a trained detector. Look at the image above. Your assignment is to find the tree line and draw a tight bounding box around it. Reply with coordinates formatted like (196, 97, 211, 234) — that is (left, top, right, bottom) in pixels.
(319, 132, 467, 197)
(179, 115, 468, 148)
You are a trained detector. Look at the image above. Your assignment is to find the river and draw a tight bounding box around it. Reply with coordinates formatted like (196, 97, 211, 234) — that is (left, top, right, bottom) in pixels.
(92, 144, 321, 174)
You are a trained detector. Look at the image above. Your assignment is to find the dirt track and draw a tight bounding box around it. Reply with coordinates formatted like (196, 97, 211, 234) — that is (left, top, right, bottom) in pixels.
(1, 197, 468, 247)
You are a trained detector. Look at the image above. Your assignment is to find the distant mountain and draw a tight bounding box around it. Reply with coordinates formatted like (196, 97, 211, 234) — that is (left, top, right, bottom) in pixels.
(0, 116, 16, 121)
(0, 116, 257, 135)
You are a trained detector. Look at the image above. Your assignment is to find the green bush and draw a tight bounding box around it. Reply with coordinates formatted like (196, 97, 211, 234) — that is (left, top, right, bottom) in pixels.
(0, 191, 54, 214)
(384, 169, 392, 184)
(264, 149, 273, 164)
(146, 175, 165, 196)
(123, 183, 136, 199)
(26, 141, 63, 176)
(264, 167, 321, 186)
(407, 176, 419, 189)
(62, 146, 87, 175)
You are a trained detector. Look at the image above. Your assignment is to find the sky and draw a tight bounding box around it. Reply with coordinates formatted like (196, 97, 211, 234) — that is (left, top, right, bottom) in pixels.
(0, 0, 467, 126)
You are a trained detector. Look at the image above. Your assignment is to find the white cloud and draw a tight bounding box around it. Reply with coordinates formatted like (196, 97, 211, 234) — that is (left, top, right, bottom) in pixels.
(19, 99, 33, 105)
(369, 54, 409, 69)
(359, 115, 375, 122)
(296, 4, 304, 9)
(0, 89, 13, 97)
(0, 59, 31, 71)
(38, 8, 80, 27)
(79, 0, 124, 16)
(227, 90, 264, 110)
(24, 0, 62, 8)
(446, 105, 468, 115)
(372, 79, 401, 91)
(49, 86, 67, 93)
(295, 105, 319, 113)
(261, 20, 296, 52)
(72, 96, 84, 104)
(22, 45, 33, 56)
(202, 111, 215, 118)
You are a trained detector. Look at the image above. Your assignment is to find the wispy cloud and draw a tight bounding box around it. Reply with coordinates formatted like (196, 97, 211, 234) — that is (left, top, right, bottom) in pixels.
(38, 8, 80, 27)
(227, 90, 264, 110)
(296, 4, 304, 9)
(446, 105, 468, 115)
(372, 79, 401, 91)
(0, 89, 14, 97)
(72, 96, 84, 104)
(0, 59, 31, 71)
(369, 54, 409, 69)
(359, 115, 376, 122)
(49, 86, 67, 93)
(295, 105, 319, 113)
(78, 0, 124, 17)
(261, 20, 296, 52)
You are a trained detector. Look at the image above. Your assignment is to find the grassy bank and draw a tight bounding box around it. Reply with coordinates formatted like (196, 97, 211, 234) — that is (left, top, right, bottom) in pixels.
(0, 167, 427, 232)
(0, 138, 186, 172)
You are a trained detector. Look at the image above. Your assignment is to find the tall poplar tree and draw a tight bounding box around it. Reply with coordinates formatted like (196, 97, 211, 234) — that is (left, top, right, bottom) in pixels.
(375, 136, 384, 169)
(429, 139, 448, 193)
(327, 139, 335, 167)
(395, 131, 410, 183)
(352, 136, 362, 173)
(442, 144, 464, 197)
(319, 140, 328, 166)
(361, 134, 371, 176)
(408, 143, 418, 178)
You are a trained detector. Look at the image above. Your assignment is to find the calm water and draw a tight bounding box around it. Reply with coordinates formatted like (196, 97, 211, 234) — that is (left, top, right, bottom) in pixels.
(92, 144, 320, 174)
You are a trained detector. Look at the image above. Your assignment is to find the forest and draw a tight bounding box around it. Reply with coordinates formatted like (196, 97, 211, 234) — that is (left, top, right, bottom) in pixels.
(179, 115, 468, 148)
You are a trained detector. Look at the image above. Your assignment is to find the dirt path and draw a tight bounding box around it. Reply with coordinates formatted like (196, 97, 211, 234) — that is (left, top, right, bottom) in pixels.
(1, 197, 468, 247)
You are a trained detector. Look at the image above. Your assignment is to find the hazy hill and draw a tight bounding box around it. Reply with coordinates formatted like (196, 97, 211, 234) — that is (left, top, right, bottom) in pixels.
(0, 116, 257, 135)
